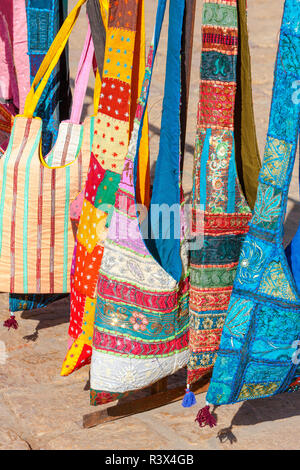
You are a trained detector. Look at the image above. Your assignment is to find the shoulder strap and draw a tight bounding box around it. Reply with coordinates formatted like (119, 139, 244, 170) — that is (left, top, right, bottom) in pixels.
(23, 0, 87, 118)
(139, 0, 185, 282)
(70, 23, 94, 124)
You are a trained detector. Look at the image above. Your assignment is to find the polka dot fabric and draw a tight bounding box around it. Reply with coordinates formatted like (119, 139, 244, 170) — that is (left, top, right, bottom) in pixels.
(99, 78, 130, 122)
(93, 115, 129, 172)
(103, 29, 135, 84)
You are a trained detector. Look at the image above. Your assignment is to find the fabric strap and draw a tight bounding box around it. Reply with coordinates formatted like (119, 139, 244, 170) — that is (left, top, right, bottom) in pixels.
(87, 0, 107, 79)
(133, 0, 185, 282)
(70, 23, 94, 124)
(23, 0, 88, 118)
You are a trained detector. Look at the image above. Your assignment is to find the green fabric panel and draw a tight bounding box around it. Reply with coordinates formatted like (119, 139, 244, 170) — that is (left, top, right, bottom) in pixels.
(190, 264, 238, 289)
(94, 171, 121, 209)
(203, 3, 238, 28)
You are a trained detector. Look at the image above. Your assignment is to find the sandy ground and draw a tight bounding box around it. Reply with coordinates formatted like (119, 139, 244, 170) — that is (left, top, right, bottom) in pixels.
(0, 0, 300, 450)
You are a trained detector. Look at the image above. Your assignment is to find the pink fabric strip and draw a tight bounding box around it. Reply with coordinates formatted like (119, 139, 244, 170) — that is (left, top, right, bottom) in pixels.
(0, 1, 30, 112)
(70, 23, 95, 124)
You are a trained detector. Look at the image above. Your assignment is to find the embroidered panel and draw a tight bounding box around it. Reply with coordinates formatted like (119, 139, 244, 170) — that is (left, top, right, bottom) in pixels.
(188, 0, 253, 385)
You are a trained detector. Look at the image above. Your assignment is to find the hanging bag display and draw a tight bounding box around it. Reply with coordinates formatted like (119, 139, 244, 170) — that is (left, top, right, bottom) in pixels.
(204, 0, 300, 413)
(89, 0, 189, 405)
(187, 0, 261, 387)
(0, 0, 97, 296)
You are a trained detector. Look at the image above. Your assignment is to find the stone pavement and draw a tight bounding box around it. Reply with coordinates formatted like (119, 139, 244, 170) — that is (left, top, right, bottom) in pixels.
(1, 0, 300, 450)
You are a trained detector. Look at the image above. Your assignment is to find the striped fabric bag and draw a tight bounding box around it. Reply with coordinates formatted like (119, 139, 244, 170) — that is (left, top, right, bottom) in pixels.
(0, 0, 97, 310)
(8, 0, 72, 319)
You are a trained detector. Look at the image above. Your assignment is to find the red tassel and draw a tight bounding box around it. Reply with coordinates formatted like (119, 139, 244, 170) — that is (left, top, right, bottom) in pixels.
(195, 405, 217, 428)
(3, 315, 18, 330)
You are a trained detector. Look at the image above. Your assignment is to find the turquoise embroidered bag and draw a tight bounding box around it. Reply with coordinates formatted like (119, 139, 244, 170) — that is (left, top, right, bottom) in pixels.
(203, 0, 300, 415)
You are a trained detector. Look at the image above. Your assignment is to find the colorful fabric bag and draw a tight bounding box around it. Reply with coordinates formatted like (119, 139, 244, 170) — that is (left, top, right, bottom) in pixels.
(187, 0, 260, 386)
(89, 0, 189, 404)
(0, 0, 96, 297)
(205, 0, 300, 408)
(61, 0, 150, 376)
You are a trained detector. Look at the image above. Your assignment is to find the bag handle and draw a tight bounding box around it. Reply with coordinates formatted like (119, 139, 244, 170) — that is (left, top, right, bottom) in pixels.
(132, 0, 185, 282)
(70, 23, 95, 124)
(23, 0, 87, 118)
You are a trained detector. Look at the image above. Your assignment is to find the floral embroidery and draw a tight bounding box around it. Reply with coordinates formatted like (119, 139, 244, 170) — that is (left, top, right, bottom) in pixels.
(238, 382, 279, 400)
(259, 262, 297, 301)
(260, 136, 292, 188)
(129, 312, 149, 332)
(237, 241, 264, 287)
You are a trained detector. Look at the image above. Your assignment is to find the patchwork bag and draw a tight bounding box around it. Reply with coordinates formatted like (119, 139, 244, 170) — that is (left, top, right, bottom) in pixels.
(187, 0, 261, 386)
(89, 0, 189, 405)
(0, 0, 97, 297)
(205, 0, 300, 410)
(61, 0, 149, 376)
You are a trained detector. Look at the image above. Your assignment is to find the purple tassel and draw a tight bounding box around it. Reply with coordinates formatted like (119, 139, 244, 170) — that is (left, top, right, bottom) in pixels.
(182, 386, 197, 408)
(3, 314, 18, 330)
(195, 404, 217, 428)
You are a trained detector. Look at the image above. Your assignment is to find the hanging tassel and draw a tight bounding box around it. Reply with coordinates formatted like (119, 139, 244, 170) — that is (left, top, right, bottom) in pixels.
(195, 403, 217, 428)
(3, 314, 18, 330)
(182, 384, 197, 408)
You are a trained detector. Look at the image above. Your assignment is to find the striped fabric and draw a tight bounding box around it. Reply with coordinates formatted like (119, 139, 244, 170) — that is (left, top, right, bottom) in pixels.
(0, 114, 93, 293)
(26, 0, 71, 155)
